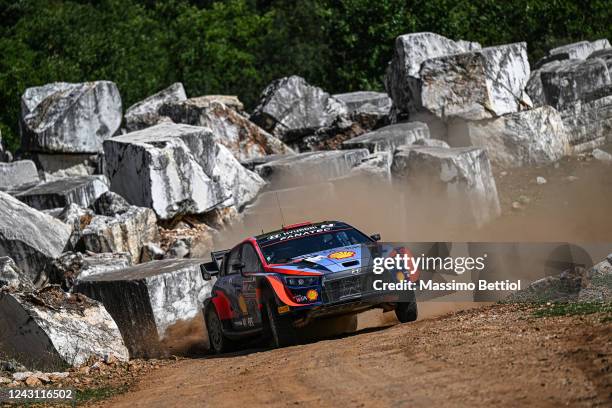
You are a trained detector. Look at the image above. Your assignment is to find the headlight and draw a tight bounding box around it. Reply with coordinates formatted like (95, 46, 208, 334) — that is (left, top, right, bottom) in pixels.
(284, 276, 319, 287)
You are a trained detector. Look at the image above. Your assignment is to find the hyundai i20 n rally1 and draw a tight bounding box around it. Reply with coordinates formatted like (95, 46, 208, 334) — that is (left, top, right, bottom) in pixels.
(201, 221, 418, 353)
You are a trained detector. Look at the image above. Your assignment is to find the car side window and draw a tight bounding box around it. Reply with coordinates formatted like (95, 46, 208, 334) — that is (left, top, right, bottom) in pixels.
(242, 243, 263, 274)
(225, 245, 242, 275)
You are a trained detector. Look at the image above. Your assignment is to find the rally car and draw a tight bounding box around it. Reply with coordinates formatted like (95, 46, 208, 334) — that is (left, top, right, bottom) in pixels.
(200, 221, 417, 353)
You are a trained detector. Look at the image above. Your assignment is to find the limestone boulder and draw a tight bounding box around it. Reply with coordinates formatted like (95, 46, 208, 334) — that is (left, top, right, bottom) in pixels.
(0, 287, 129, 370)
(15, 176, 108, 211)
(385, 32, 466, 113)
(78, 206, 159, 261)
(256, 149, 369, 189)
(418, 43, 531, 121)
(103, 123, 265, 220)
(250, 76, 348, 142)
(74, 259, 214, 358)
(342, 122, 430, 154)
(0, 191, 71, 286)
(0, 161, 40, 191)
(391, 146, 500, 226)
(20, 81, 122, 154)
(159, 96, 293, 161)
(124, 83, 187, 131)
(451, 106, 570, 167)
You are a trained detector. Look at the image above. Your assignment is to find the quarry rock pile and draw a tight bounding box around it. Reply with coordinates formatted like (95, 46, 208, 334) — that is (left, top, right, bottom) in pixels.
(0, 32, 610, 369)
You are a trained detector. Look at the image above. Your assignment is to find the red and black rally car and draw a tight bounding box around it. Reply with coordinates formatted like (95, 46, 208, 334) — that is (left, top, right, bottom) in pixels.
(201, 221, 417, 353)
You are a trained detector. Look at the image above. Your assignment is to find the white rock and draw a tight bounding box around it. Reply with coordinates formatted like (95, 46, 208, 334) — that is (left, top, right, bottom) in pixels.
(342, 122, 430, 153)
(536, 176, 547, 184)
(391, 146, 501, 226)
(452, 106, 570, 167)
(251, 76, 348, 142)
(20, 81, 122, 154)
(74, 259, 214, 358)
(15, 176, 108, 211)
(592, 148, 612, 162)
(0, 160, 40, 190)
(0, 191, 71, 286)
(418, 43, 531, 121)
(79, 206, 159, 261)
(103, 123, 265, 220)
(0, 288, 129, 370)
(125, 83, 187, 131)
(160, 96, 293, 161)
(256, 149, 369, 189)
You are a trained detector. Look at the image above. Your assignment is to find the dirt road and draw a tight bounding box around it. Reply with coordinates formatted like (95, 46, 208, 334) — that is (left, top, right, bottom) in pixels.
(100, 304, 611, 408)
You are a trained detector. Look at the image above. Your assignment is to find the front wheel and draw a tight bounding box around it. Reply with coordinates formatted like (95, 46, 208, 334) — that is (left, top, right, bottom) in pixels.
(265, 298, 298, 348)
(206, 306, 235, 354)
(394, 301, 418, 323)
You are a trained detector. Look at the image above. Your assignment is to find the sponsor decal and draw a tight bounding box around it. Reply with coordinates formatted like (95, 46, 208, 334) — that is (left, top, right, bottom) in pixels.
(328, 251, 356, 260)
(265, 223, 336, 242)
(277, 305, 290, 314)
(306, 289, 319, 301)
(238, 295, 248, 315)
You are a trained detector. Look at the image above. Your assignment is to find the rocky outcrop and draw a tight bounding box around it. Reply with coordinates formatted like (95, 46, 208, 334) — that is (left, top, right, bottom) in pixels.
(256, 149, 369, 189)
(51, 251, 132, 289)
(0, 286, 129, 370)
(347, 152, 392, 180)
(74, 259, 213, 358)
(160, 96, 293, 161)
(0, 191, 71, 286)
(124, 83, 187, 131)
(20, 81, 122, 154)
(538, 58, 610, 109)
(391, 146, 500, 226)
(386, 32, 531, 126)
(342, 122, 430, 154)
(0, 160, 39, 190)
(450, 106, 570, 167)
(15, 176, 108, 211)
(535, 39, 611, 68)
(418, 43, 531, 121)
(333, 91, 392, 128)
(558, 95, 612, 153)
(526, 55, 612, 152)
(385, 32, 466, 113)
(78, 206, 159, 261)
(250, 76, 348, 142)
(104, 123, 265, 220)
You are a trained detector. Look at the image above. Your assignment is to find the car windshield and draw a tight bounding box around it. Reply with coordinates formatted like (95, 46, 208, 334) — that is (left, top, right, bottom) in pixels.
(258, 228, 371, 264)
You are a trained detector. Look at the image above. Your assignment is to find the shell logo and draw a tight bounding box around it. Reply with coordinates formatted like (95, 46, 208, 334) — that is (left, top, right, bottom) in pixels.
(328, 251, 356, 260)
(306, 289, 319, 301)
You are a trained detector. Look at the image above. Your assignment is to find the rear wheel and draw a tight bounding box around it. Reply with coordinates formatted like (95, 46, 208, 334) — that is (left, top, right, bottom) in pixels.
(394, 301, 418, 323)
(206, 306, 234, 354)
(264, 297, 298, 348)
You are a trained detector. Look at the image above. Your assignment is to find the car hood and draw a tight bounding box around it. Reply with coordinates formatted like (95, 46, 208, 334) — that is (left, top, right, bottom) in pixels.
(267, 244, 373, 274)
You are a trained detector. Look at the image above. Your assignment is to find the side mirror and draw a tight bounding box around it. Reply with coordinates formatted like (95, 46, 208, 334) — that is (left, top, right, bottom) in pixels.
(200, 263, 218, 281)
(370, 233, 381, 242)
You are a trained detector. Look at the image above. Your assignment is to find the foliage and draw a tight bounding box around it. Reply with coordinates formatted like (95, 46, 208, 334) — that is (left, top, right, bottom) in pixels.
(532, 302, 612, 318)
(1, 0, 610, 151)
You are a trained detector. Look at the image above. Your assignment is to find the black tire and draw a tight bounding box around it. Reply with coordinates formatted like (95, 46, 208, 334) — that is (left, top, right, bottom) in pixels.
(395, 301, 418, 323)
(264, 297, 298, 348)
(205, 306, 234, 354)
